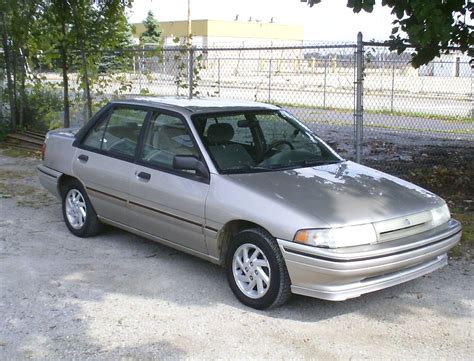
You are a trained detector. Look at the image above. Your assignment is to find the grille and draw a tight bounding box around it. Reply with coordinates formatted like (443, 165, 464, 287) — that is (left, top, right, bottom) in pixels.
(373, 210, 434, 243)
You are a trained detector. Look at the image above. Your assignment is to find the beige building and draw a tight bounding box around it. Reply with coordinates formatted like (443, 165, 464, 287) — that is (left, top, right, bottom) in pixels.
(133, 19, 307, 95)
(133, 19, 304, 47)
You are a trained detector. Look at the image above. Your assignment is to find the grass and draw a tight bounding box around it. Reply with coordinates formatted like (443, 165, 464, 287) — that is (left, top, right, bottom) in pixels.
(0, 146, 40, 158)
(294, 117, 473, 135)
(0, 166, 57, 209)
(276, 101, 474, 123)
(0, 181, 37, 198)
(0, 180, 57, 208)
(450, 210, 473, 259)
(369, 108, 474, 123)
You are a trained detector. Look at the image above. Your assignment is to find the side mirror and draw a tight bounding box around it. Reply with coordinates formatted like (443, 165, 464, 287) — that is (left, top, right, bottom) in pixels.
(173, 155, 209, 179)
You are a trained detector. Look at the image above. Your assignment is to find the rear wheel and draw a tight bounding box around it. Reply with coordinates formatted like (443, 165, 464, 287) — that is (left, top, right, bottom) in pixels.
(61, 179, 102, 237)
(226, 228, 291, 309)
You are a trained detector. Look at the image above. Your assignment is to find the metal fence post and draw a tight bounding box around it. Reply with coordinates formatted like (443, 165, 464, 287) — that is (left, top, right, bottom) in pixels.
(323, 58, 328, 108)
(138, 46, 143, 93)
(268, 58, 272, 102)
(390, 63, 395, 113)
(218, 58, 221, 97)
(354, 32, 364, 163)
(188, 47, 194, 100)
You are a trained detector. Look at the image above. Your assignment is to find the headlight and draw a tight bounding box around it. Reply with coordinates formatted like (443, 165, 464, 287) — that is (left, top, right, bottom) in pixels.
(294, 223, 377, 248)
(430, 204, 450, 228)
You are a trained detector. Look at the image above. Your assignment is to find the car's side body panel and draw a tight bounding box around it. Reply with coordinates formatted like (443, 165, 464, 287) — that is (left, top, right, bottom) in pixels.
(42, 129, 78, 176)
(38, 164, 63, 198)
(204, 173, 328, 247)
(72, 149, 131, 225)
(128, 164, 209, 254)
(97, 215, 220, 264)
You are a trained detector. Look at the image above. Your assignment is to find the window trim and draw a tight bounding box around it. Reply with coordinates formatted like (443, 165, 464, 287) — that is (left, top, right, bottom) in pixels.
(76, 104, 152, 163)
(191, 111, 265, 174)
(136, 108, 211, 184)
(191, 109, 343, 174)
(74, 103, 211, 184)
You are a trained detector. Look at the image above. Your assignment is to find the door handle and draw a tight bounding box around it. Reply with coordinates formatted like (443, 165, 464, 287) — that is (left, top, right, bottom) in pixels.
(78, 154, 89, 162)
(137, 171, 151, 181)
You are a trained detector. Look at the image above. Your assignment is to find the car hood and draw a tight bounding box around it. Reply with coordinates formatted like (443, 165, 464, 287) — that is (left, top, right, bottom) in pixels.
(225, 161, 444, 227)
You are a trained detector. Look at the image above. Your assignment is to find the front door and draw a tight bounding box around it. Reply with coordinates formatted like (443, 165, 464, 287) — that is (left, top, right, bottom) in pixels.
(128, 111, 209, 254)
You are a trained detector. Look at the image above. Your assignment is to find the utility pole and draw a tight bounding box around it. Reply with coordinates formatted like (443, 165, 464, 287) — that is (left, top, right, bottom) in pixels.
(187, 0, 192, 41)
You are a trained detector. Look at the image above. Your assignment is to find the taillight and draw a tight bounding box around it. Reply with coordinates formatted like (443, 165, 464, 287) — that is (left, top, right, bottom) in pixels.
(41, 143, 46, 161)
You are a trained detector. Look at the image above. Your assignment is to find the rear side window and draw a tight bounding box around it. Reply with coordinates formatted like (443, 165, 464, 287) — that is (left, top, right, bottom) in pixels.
(82, 107, 148, 158)
(82, 117, 107, 150)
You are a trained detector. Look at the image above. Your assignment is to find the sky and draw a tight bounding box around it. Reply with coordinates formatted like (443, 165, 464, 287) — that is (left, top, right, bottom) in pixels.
(127, 0, 395, 42)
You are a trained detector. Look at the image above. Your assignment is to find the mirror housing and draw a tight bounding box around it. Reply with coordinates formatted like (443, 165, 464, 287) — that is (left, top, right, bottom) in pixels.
(173, 155, 209, 179)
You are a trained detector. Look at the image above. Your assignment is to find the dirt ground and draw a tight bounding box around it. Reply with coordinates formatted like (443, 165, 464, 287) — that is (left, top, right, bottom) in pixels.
(0, 150, 472, 360)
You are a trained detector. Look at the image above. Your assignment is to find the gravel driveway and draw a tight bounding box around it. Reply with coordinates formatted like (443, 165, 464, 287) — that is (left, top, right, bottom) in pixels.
(0, 150, 472, 360)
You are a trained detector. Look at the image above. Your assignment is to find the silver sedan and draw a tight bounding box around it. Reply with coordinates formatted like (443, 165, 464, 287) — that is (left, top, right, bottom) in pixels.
(38, 97, 462, 309)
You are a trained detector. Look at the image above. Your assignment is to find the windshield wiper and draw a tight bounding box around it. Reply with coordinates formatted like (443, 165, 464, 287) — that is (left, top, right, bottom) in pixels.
(288, 159, 344, 168)
(224, 164, 277, 174)
(244, 165, 278, 171)
(224, 160, 344, 174)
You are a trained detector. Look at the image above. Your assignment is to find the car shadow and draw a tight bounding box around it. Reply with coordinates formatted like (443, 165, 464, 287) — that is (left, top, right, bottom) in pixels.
(2, 202, 471, 358)
(82, 225, 472, 324)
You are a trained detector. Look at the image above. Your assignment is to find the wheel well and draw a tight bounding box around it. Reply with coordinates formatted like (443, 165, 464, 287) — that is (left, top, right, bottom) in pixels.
(217, 220, 272, 266)
(57, 174, 78, 197)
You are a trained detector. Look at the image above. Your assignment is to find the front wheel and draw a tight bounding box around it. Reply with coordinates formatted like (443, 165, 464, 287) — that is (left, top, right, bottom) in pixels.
(61, 179, 102, 237)
(226, 228, 291, 309)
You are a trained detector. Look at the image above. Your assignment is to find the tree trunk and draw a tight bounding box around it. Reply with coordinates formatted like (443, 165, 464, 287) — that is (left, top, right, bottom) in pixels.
(70, 1, 92, 121)
(60, 17, 70, 128)
(1, 13, 16, 130)
(18, 50, 26, 129)
(11, 48, 18, 126)
(61, 50, 70, 128)
(80, 46, 92, 120)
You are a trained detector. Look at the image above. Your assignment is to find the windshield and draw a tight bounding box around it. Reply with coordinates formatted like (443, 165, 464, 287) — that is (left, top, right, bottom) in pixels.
(192, 110, 342, 174)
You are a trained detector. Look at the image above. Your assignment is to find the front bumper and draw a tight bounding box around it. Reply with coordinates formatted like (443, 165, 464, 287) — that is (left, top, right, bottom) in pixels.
(278, 219, 462, 301)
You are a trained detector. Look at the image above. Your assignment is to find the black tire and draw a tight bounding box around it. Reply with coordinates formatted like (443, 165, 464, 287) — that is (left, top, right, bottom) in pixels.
(226, 228, 291, 309)
(61, 179, 102, 237)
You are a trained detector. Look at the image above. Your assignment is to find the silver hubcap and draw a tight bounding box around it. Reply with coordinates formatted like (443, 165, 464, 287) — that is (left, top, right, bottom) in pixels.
(232, 243, 271, 299)
(65, 189, 87, 229)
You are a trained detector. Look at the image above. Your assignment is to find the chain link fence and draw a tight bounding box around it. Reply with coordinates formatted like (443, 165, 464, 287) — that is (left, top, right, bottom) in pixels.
(22, 36, 474, 176)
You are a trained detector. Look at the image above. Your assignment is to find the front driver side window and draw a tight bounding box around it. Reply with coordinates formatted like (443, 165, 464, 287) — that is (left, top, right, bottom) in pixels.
(141, 113, 199, 172)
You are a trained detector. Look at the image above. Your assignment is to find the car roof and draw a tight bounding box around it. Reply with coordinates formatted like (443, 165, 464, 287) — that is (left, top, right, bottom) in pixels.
(111, 96, 280, 114)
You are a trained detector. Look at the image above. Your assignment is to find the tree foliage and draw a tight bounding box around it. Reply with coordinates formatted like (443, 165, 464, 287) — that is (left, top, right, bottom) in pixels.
(304, 0, 473, 67)
(140, 11, 162, 44)
(0, 0, 134, 129)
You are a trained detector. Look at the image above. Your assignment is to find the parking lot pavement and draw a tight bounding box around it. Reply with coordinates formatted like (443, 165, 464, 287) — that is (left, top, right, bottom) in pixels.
(0, 151, 473, 360)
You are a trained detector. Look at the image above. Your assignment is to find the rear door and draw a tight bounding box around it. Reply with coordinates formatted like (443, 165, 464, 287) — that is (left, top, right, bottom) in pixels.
(128, 111, 209, 254)
(73, 105, 149, 225)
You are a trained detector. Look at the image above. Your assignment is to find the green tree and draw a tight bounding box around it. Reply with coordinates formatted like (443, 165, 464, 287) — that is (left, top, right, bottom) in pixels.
(68, 0, 134, 118)
(33, 0, 75, 127)
(0, 0, 134, 128)
(140, 11, 162, 44)
(0, 0, 42, 129)
(303, 0, 473, 67)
